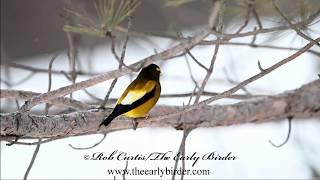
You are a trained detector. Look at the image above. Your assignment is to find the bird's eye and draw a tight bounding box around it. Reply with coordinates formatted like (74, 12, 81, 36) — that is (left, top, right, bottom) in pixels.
(156, 67, 161, 72)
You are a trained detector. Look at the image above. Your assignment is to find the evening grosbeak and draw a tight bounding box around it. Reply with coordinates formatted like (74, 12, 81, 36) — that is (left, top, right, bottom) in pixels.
(99, 64, 161, 129)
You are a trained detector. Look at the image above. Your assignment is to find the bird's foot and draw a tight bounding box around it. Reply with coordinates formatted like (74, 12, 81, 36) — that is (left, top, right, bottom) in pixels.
(131, 119, 138, 131)
(144, 114, 150, 119)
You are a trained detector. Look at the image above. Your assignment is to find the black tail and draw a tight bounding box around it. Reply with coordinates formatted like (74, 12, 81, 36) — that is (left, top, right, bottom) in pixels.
(99, 105, 131, 128)
(99, 112, 118, 127)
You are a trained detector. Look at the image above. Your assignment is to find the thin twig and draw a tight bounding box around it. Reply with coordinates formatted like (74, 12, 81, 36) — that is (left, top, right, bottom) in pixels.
(23, 138, 41, 180)
(211, 10, 319, 41)
(172, 128, 193, 180)
(116, 9, 319, 47)
(250, 27, 258, 44)
(83, 89, 104, 103)
(194, 8, 223, 103)
(177, 31, 208, 72)
(1, 127, 130, 146)
(147, 37, 320, 123)
(68, 133, 107, 150)
(110, 36, 121, 62)
(45, 54, 59, 115)
(66, 31, 78, 98)
(235, 1, 251, 34)
(250, 0, 263, 29)
(161, 91, 262, 100)
(6, 136, 19, 146)
(257, 60, 265, 72)
(173, 4, 224, 178)
(197, 37, 320, 108)
(194, 38, 220, 103)
(2, 54, 20, 111)
(122, 160, 129, 180)
(272, 0, 320, 47)
(269, 116, 293, 148)
(3, 62, 99, 76)
(184, 56, 200, 89)
(4, 137, 59, 146)
(199, 41, 320, 57)
(103, 16, 132, 106)
(179, 103, 194, 180)
(115, 9, 316, 42)
(0, 72, 36, 87)
(186, 49, 208, 71)
(102, 78, 118, 106)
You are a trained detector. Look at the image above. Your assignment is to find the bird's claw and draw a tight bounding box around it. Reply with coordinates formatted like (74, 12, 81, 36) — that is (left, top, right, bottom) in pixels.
(131, 119, 138, 130)
(144, 114, 150, 119)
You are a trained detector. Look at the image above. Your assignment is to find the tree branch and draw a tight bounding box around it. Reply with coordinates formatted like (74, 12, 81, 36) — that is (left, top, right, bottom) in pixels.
(210, 10, 319, 42)
(272, 0, 320, 47)
(3, 62, 99, 76)
(198, 42, 320, 57)
(145, 37, 320, 122)
(18, 27, 212, 112)
(1, 79, 319, 139)
(0, 89, 88, 110)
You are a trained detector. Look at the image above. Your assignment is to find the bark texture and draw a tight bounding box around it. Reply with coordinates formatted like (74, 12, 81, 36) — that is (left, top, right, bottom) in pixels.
(1, 79, 319, 138)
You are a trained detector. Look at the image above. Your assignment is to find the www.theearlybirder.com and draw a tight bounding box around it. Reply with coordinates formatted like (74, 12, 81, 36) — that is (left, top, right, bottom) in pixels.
(107, 166, 210, 178)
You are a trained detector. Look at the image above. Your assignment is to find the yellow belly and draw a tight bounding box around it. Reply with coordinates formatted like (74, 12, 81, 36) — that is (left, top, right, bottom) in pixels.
(124, 95, 159, 118)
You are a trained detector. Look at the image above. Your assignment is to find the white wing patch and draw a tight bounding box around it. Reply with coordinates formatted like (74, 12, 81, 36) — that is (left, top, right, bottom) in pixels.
(120, 89, 147, 105)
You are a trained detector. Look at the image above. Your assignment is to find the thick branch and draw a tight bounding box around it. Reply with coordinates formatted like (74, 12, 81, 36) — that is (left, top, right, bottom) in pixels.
(1, 79, 319, 138)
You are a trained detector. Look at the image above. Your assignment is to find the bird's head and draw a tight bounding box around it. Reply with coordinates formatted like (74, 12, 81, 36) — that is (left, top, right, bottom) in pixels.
(139, 64, 161, 80)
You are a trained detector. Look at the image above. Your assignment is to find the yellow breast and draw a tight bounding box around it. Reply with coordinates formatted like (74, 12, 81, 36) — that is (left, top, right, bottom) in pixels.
(124, 84, 160, 118)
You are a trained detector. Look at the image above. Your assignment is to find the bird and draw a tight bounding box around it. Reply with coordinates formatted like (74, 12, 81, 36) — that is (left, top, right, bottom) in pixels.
(99, 64, 161, 129)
